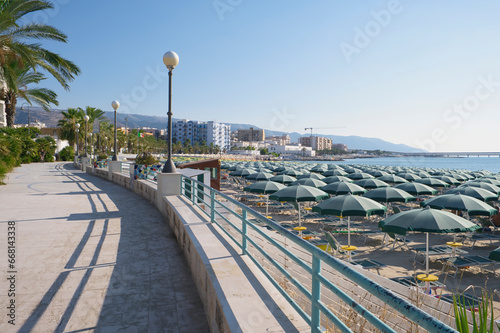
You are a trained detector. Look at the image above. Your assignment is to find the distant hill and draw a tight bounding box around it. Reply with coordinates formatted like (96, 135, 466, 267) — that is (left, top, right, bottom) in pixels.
(14, 108, 424, 152)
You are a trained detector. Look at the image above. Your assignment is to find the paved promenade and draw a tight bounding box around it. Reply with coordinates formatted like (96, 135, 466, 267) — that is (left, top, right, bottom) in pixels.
(0, 162, 208, 332)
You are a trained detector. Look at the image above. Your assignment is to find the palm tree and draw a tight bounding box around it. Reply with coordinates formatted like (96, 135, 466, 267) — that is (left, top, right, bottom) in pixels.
(0, 0, 80, 125)
(58, 107, 82, 149)
(3, 60, 58, 126)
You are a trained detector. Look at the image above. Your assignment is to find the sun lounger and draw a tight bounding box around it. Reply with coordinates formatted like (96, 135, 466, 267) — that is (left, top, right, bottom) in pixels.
(324, 232, 360, 260)
(462, 233, 500, 249)
(411, 245, 468, 265)
(350, 258, 385, 272)
(438, 255, 497, 278)
(381, 232, 412, 250)
(390, 276, 445, 295)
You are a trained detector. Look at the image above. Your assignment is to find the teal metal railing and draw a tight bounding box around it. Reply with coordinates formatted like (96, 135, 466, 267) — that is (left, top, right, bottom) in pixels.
(180, 175, 457, 333)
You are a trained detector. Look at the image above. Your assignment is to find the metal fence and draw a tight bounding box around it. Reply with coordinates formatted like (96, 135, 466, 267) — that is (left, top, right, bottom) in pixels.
(179, 175, 457, 333)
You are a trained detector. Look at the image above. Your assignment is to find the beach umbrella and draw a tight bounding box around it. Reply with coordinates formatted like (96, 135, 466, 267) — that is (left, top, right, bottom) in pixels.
(321, 181, 366, 195)
(464, 182, 500, 195)
(475, 178, 500, 187)
(421, 194, 497, 217)
(363, 188, 415, 204)
(323, 169, 348, 176)
(394, 182, 438, 196)
(322, 176, 353, 184)
(368, 170, 390, 177)
(269, 185, 329, 230)
(354, 179, 390, 189)
(281, 169, 304, 177)
(313, 194, 386, 248)
(269, 174, 297, 185)
(290, 178, 327, 188)
(416, 171, 432, 178)
(246, 172, 274, 181)
(396, 172, 422, 182)
(445, 186, 498, 202)
(298, 173, 326, 180)
(432, 176, 461, 186)
(415, 178, 449, 188)
(344, 167, 362, 174)
(244, 181, 287, 216)
(379, 207, 481, 274)
(347, 172, 375, 180)
(377, 175, 408, 184)
(229, 168, 257, 177)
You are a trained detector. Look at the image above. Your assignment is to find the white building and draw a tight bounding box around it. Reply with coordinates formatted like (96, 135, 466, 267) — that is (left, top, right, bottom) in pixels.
(206, 121, 231, 150)
(268, 143, 315, 157)
(172, 119, 231, 149)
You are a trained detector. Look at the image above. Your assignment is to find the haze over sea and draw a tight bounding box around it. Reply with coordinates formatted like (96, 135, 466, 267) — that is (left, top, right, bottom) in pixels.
(302, 157, 500, 173)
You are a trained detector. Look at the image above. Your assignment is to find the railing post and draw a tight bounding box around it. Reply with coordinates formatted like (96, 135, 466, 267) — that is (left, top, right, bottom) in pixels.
(311, 253, 321, 333)
(210, 190, 215, 223)
(242, 210, 247, 255)
(191, 179, 196, 205)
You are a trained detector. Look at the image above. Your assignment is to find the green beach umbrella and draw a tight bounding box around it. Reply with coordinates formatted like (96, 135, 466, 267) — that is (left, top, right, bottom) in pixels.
(354, 179, 390, 189)
(394, 182, 437, 196)
(396, 172, 422, 181)
(415, 178, 449, 188)
(377, 174, 408, 184)
(270, 174, 297, 185)
(281, 169, 304, 177)
(313, 194, 386, 247)
(322, 176, 353, 184)
(298, 173, 326, 180)
(269, 185, 329, 228)
(229, 168, 257, 177)
(421, 193, 497, 217)
(290, 178, 328, 188)
(321, 181, 366, 195)
(445, 186, 498, 202)
(432, 176, 460, 186)
(322, 169, 348, 176)
(465, 181, 500, 195)
(347, 172, 375, 180)
(363, 187, 415, 203)
(379, 207, 481, 274)
(245, 172, 274, 181)
(244, 181, 287, 216)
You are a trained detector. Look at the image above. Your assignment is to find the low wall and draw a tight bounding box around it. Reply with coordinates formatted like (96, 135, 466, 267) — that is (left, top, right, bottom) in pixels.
(86, 165, 307, 332)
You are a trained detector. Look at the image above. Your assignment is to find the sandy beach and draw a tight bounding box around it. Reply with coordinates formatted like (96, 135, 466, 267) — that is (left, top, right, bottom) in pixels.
(220, 176, 500, 317)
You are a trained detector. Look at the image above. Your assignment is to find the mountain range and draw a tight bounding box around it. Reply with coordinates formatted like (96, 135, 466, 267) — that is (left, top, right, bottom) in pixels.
(13, 107, 424, 153)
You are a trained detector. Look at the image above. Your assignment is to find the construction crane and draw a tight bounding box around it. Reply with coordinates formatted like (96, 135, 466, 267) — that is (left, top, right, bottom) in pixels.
(304, 127, 344, 137)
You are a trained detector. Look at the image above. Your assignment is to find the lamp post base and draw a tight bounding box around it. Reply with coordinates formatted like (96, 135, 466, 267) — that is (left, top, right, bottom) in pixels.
(112, 154, 118, 161)
(162, 159, 177, 173)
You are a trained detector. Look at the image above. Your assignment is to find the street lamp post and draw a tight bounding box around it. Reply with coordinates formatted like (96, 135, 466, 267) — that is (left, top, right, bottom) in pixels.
(75, 123, 80, 157)
(83, 115, 89, 157)
(162, 51, 179, 173)
(21, 103, 30, 136)
(111, 100, 120, 161)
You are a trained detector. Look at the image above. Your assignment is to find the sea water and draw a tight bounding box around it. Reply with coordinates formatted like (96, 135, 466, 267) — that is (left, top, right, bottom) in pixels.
(301, 157, 500, 173)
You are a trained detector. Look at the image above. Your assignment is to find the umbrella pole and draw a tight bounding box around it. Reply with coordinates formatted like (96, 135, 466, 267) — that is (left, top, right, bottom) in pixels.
(426, 232, 429, 274)
(266, 195, 269, 216)
(348, 216, 351, 247)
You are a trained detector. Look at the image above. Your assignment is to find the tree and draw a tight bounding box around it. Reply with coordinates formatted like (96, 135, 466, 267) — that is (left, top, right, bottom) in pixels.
(58, 107, 81, 149)
(3, 60, 58, 127)
(0, 0, 80, 125)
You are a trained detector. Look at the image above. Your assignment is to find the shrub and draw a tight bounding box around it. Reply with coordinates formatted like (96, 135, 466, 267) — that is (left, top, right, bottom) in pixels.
(59, 146, 74, 161)
(135, 152, 158, 165)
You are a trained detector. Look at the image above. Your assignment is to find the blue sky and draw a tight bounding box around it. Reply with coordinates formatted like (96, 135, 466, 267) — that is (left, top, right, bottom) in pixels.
(23, 0, 500, 152)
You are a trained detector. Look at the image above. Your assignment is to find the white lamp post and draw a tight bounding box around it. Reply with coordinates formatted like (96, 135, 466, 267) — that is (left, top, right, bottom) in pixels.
(162, 51, 179, 173)
(111, 100, 120, 161)
(83, 115, 89, 157)
(75, 123, 80, 157)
